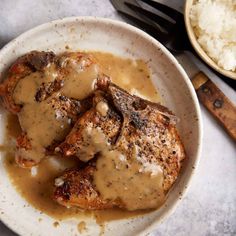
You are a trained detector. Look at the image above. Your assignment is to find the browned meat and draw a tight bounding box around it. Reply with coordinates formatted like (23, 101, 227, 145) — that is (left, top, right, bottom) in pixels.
(57, 92, 122, 161)
(54, 165, 123, 210)
(54, 84, 185, 210)
(15, 95, 92, 167)
(0, 51, 55, 113)
(15, 133, 34, 168)
(108, 84, 185, 192)
(0, 51, 108, 168)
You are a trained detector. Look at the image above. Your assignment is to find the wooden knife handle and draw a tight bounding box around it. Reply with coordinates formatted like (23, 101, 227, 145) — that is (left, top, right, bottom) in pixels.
(192, 71, 236, 141)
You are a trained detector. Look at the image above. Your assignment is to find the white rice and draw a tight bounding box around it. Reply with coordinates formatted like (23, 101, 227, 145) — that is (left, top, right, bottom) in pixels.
(190, 0, 236, 71)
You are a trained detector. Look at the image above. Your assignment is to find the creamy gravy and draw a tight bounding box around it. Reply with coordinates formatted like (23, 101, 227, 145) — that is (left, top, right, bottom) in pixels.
(3, 51, 161, 222)
(13, 55, 99, 163)
(76, 115, 165, 210)
(82, 125, 165, 210)
(94, 149, 165, 210)
(96, 101, 109, 117)
(15, 92, 72, 163)
(91, 51, 160, 102)
(60, 63, 98, 100)
(3, 116, 151, 222)
(3, 118, 151, 223)
(77, 123, 110, 162)
(59, 53, 99, 100)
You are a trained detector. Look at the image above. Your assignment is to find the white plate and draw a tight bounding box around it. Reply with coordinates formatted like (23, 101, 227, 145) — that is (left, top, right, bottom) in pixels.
(0, 17, 202, 236)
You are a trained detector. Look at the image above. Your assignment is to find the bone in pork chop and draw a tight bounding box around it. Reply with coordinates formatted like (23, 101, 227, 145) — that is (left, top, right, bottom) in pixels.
(54, 83, 185, 211)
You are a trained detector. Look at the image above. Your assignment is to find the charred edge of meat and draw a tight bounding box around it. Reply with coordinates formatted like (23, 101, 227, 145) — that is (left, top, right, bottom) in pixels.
(98, 91, 124, 119)
(54, 164, 96, 202)
(109, 83, 174, 114)
(55, 180, 71, 201)
(26, 51, 56, 71)
(132, 99, 147, 111)
(108, 83, 179, 125)
(35, 80, 64, 102)
(129, 112, 147, 129)
(95, 74, 111, 91)
(46, 140, 63, 155)
(77, 96, 94, 116)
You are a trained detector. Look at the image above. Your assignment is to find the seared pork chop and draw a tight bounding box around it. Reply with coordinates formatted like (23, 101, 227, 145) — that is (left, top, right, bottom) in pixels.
(0, 51, 108, 167)
(54, 84, 185, 210)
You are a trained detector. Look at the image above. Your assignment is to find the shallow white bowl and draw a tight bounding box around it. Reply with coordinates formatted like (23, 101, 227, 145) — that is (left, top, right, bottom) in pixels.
(0, 17, 202, 236)
(185, 0, 236, 80)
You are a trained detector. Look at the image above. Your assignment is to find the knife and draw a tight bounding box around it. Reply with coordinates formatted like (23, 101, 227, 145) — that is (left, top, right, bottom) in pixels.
(177, 53, 236, 141)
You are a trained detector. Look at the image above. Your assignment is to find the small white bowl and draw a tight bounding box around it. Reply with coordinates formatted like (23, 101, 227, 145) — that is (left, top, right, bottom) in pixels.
(185, 0, 236, 80)
(0, 17, 202, 236)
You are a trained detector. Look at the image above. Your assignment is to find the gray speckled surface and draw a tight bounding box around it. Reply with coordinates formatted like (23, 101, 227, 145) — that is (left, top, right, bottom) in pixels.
(0, 0, 235, 235)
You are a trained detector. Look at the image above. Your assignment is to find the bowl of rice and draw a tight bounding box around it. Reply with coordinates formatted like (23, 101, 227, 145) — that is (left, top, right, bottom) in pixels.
(185, 0, 236, 80)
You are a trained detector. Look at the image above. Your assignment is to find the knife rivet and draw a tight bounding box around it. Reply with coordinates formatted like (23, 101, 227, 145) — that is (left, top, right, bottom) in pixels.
(214, 99, 223, 108)
(202, 86, 209, 93)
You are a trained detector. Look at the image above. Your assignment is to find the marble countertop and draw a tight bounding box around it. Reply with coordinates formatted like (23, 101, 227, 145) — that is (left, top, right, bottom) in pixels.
(0, 0, 235, 235)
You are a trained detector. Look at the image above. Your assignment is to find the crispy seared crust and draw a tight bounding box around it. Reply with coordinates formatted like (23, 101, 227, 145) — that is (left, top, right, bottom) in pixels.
(58, 93, 122, 160)
(0, 51, 55, 113)
(54, 166, 122, 210)
(108, 84, 185, 191)
(15, 133, 35, 168)
(54, 83, 186, 210)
